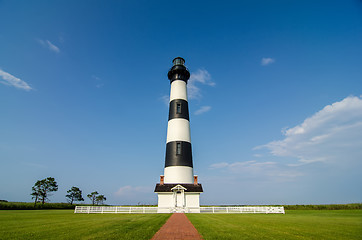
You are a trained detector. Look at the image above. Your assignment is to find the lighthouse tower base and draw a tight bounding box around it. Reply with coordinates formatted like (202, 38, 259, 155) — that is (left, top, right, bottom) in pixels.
(154, 176, 203, 213)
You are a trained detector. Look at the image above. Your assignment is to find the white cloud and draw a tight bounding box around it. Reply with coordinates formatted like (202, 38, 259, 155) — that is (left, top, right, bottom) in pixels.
(188, 69, 215, 99)
(160, 69, 214, 105)
(207, 96, 362, 204)
(210, 160, 303, 179)
(210, 160, 276, 170)
(194, 106, 211, 115)
(209, 162, 230, 169)
(113, 185, 156, 205)
(92, 75, 101, 81)
(256, 96, 362, 167)
(92, 75, 104, 88)
(38, 39, 60, 53)
(23, 161, 47, 169)
(261, 57, 275, 66)
(0, 69, 32, 91)
(160, 95, 169, 106)
(114, 185, 149, 197)
(287, 157, 327, 167)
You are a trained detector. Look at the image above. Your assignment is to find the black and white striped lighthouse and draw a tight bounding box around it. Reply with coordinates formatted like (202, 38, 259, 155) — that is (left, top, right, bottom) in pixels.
(155, 57, 203, 212)
(164, 57, 194, 183)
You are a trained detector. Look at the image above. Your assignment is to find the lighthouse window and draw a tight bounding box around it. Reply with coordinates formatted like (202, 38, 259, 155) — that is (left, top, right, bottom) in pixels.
(176, 142, 182, 155)
(176, 103, 182, 114)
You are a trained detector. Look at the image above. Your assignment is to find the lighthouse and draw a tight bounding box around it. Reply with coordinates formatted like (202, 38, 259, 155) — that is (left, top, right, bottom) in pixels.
(155, 57, 203, 213)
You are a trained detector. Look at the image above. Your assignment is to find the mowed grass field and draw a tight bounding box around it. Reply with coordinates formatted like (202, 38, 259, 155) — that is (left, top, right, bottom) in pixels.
(1, 209, 361, 239)
(188, 210, 362, 240)
(0, 210, 170, 240)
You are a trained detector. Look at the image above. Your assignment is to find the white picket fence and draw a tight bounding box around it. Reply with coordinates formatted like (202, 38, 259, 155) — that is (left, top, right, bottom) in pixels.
(75, 206, 160, 214)
(74, 206, 285, 214)
(199, 206, 285, 214)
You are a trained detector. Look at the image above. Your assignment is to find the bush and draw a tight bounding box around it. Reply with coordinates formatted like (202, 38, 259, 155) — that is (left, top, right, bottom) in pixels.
(200, 204, 362, 210)
(0, 202, 75, 210)
(283, 203, 362, 210)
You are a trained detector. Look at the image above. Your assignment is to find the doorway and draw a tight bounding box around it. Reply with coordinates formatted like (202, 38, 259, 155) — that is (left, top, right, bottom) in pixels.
(176, 191, 183, 207)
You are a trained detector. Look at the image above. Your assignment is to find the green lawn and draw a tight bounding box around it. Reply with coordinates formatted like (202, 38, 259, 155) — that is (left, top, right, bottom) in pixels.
(2, 210, 361, 240)
(187, 210, 362, 240)
(0, 210, 171, 240)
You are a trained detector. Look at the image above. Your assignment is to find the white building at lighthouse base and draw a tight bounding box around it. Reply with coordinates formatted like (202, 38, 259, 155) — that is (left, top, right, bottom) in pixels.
(155, 175, 203, 213)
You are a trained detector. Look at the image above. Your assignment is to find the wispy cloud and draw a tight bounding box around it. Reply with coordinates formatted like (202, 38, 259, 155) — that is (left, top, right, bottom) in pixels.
(23, 161, 47, 169)
(210, 160, 277, 171)
(37, 39, 60, 53)
(261, 57, 275, 66)
(195, 106, 211, 115)
(211, 96, 362, 184)
(160, 69, 214, 105)
(114, 185, 150, 197)
(113, 185, 155, 204)
(0, 69, 32, 91)
(188, 69, 215, 99)
(92, 75, 104, 88)
(210, 160, 303, 179)
(255, 96, 362, 167)
(160, 95, 169, 106)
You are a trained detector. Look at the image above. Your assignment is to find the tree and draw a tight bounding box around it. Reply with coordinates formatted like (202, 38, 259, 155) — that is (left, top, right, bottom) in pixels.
(87, 191, 99, 205)
(31, 185, 41, 207)
(66, 187, 84, 205)
(87, 191, 107, 205)
(95, 195, 107, 205)
(31, 177, 58, 205)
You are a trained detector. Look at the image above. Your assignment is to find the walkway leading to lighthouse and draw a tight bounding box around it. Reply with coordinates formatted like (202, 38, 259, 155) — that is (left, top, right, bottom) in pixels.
(151, 213, 203, 240)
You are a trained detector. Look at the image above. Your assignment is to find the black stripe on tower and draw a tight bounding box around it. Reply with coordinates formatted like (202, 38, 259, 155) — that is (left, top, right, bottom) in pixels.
(168, 99, 189, 121)
(165, 141, 193, 167)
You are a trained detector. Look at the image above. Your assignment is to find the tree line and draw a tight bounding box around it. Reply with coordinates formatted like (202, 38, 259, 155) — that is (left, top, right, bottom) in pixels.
(31, 177, 106, 206)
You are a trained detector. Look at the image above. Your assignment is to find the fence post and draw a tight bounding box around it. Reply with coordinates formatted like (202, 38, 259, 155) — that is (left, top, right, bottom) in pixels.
(212, 207, 215, 213)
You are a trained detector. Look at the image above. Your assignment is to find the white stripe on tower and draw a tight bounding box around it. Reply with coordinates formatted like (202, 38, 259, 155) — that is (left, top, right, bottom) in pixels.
(164, 57, 194, 184)
(166, 119, 191, 143)
(170, 80, 187, 101)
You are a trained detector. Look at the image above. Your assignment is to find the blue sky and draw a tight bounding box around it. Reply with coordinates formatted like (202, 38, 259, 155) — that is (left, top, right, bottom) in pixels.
(1, 0, 361, 205)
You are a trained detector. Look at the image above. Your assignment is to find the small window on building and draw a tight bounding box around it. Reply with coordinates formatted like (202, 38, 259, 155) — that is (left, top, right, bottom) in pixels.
(176, 142, 181, 155)
(176, 103, 181, 114)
